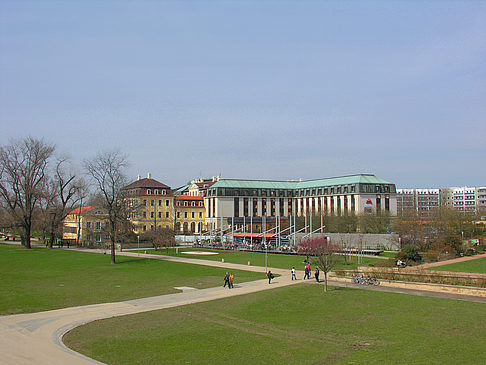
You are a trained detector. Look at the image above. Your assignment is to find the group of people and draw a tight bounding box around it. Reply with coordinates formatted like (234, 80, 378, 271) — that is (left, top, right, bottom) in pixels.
(223, 272, 235, 288)
(292, 263, 320, 282)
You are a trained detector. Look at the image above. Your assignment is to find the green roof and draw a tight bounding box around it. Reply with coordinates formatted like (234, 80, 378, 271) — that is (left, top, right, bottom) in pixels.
(210, 174, 394, 190)
(296, 174, 394, 188)
(173, 184, 190, 193)
(211, 179, 297, 190)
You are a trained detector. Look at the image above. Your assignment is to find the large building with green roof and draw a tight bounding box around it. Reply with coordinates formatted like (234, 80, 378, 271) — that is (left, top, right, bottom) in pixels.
(203, 174, 396, 230)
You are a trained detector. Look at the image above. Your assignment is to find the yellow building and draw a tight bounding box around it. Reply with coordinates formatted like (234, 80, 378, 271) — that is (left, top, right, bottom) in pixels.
(174, 195, 206, 233)
(121, 174, 174, 233)
(62, 206, 110, 246)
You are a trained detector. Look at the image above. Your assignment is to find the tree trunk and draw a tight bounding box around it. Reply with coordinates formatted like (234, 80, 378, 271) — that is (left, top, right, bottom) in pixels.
(110, 224, 116, 264)
(324, 272, 328, 292)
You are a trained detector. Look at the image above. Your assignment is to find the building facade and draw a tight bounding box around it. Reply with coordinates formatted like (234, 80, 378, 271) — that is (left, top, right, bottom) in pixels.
(204, 174, 397, 230)
(396, 188, 440, 216)
(397, 186, 486, 215)
(62, 206, 110, 245)
(174, 196, 206, 233)
(121, 174, 175, 233)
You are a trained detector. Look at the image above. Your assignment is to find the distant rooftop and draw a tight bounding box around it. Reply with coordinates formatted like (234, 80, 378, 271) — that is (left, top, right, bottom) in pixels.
(210, 174, 394, 190)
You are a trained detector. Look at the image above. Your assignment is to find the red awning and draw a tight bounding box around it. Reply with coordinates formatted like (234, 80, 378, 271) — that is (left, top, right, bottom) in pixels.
(224, 232, 275, 238)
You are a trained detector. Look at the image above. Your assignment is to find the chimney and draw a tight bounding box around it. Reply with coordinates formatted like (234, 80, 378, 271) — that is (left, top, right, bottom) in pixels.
(148, 173, 152, 179)
(137, 175, 141, 180)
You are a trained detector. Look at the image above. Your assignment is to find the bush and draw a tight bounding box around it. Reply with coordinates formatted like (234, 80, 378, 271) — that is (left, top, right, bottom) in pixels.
(397, 244, 422, 263)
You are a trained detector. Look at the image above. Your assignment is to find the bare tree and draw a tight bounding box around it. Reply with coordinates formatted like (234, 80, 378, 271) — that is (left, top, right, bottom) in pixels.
(84, 150, 128, 264)
(0, 137, 55, 248)
(299, 236, 340, 292)
(43, 158, 87, 248)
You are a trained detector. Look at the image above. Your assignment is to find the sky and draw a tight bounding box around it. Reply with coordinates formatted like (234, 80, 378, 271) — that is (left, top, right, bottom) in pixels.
(1, 1, 485, 189)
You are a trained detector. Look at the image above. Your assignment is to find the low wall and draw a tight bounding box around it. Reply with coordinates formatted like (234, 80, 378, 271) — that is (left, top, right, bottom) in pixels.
(334, 267, 486, 288)
(330, 275, 486, 298)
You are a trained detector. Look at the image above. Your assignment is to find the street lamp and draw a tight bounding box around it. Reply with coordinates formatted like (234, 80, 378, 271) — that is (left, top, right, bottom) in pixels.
(137, 235, 140, 256)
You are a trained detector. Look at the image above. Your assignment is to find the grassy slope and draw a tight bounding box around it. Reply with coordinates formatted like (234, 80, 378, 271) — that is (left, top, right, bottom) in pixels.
(430, 257, 486, 274)
(0, 244, 262, 315)
(141, 247, 387, 270)
(64, 284, 486, 365)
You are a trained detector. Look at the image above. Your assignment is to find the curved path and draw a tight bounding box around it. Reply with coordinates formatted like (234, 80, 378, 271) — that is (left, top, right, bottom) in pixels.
(1, 249, 485, 365)
(417, 252, 486, 269)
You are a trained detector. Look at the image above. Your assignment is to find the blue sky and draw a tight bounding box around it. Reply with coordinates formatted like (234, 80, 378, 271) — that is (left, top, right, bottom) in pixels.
(1, 1, 485, 188)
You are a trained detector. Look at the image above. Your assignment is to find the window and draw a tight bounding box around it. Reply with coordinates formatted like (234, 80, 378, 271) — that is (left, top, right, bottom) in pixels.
(166, 199, 169, 206)
(162, 190, 167, 195)
(95, 222, 101, 231)
(147, 189, 152, 195)
(166, 212, 169, 218)
(143, 199, 147, 207)
(158, 200, 162, 206)
(192, 201, 196, 206)
(86, 222, 92, 229)
(192, 212, 195, 218)
(184, 201, 188, 206)
(158, 212, 162, 218)
(143, 211, 146, 218)
(143, 225, 147, 232)
(199, 212, 202, 218)
(154, 189, 158, 195)
(177, 212, 180, 218)
(184, 212, 188, 218)
(151, 200, 154, 207)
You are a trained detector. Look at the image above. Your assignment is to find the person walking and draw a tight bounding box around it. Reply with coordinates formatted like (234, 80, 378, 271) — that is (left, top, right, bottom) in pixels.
(315, 267, 320, 282)
(304, 266, 308, 280)
(223, 272, 230, 288)
(229, 273, 234, 288)
(291, 267, 297, 280)
(267, 270, 274, 284)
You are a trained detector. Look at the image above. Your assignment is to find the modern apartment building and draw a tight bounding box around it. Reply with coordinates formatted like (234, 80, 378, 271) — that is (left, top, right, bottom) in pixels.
(204, 174, 397, 230)
(396, 189, 439, 216)
(451, 186, 486, 213)
(397, 186, 486, 215)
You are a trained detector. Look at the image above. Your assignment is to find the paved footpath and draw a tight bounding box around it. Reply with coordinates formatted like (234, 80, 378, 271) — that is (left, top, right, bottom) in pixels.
(417, 252, 486, 269)
(0, 250, 307, 365)
(1, 248, 485, 365)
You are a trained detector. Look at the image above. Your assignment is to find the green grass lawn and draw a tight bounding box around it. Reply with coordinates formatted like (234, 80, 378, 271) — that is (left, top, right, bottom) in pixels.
(0, 244, 262, 315)
(139, 247, 387, 271)
(64, 284, 486, 365)
(430, 257, 486, 274)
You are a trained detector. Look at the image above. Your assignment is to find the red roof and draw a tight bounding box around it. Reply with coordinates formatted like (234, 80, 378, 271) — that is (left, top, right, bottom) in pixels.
(195, 181, 216, 189)
(68, 206, 97, 215)
(175, 196, 204, 201)
(123, 178, 171, 190)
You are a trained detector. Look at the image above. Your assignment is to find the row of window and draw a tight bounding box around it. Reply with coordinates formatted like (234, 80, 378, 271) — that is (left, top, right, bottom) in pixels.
(206, 184, 394, 198)
(176, 211, 203, 219)
(176, 201, 203, 207)
(143, 199, 170, 207)
(146, 189, 167, 195)
(142, 211, 171, 219)
(85, 221, 106, 230)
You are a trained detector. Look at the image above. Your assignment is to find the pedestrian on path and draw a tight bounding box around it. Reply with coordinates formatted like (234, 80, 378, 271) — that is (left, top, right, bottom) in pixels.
(229, 273, 234, 288)
(304, 266, 308, 280)
(223, 272, 230, 288)
(267, 270, 274, 284)
(291, 267, 297, 280)
(315, 267, 320, 282)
